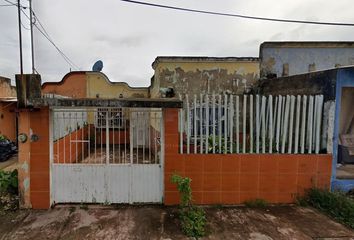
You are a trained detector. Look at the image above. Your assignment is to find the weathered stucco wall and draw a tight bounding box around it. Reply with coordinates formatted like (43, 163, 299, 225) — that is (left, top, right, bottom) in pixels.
(260, 42, 354, 78)
(151, 57, 259, 98)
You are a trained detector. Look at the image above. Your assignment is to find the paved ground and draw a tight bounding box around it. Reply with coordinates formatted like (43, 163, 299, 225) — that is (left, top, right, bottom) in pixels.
(0, 205, 353, 240)
(0, 154, 18, 171)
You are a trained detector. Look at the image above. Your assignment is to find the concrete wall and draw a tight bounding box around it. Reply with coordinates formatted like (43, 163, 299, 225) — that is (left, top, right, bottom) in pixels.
(151, 57, 259, 98)
(260, 42, 354, 78)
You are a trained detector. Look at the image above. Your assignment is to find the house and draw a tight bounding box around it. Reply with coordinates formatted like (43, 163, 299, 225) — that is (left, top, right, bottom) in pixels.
(260, 41, 354, 78)
(150, 56, 259, 98)
(42, 71, 149, 99)
(0, 76, 17, 142)
(11, 41, 354, 209)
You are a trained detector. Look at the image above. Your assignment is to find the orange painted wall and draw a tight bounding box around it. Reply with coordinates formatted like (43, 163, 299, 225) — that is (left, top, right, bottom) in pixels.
(96, 129, 130, 145)
(53, 127, 89, 164)
(0, 102, 17, 141)
(42, 72, 87, 98)
(163, 108, 332, 205)
(29, 107, 50, 209)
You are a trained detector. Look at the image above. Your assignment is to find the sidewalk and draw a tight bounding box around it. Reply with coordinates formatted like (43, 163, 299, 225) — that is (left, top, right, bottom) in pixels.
(0, 205, 353, 240)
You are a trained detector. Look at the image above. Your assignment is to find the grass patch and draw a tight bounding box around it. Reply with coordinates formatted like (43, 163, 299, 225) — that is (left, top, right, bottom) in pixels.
(244, 198, 268, 208)
(301, 188, 354, 229)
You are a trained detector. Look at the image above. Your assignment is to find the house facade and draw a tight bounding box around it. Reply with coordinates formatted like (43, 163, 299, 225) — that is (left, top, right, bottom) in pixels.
(150, 57, 259, 98)
(0, 77, 17, 141)
(260, 42, 354, 78)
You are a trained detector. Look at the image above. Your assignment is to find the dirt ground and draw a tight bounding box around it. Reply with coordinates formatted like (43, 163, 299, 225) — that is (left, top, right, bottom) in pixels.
(0, 205, 353, 240)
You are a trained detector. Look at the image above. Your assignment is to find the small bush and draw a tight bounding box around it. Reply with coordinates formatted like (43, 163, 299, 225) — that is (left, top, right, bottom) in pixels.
(244, 198, 268, 208)
(180, 206, 206, 238)
(0, 170, 19, 213)
(0, 170, 18, 194)
(302, 188, 354, 229)
(171, 173, 206, 238)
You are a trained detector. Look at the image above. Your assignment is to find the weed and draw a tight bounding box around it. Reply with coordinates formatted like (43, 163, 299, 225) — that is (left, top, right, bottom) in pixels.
(0, 170, 18, 194)
(171, 173, 207, 238)
(0, 170, 18, 213)
(69, 206, 76, 213)
(244, 198, 268, 208)
(302, 188, 354, 229)
(79, 203, 89, 210)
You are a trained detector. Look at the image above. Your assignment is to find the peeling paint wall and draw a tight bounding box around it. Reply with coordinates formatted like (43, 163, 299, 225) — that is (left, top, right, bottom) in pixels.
(151, 59, 259, 98)
(260, 42, 354, 78)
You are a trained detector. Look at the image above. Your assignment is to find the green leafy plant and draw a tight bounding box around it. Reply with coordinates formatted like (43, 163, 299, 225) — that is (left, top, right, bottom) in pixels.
(244, 198, 268, 208)
(0, 170, 18, 213)
(0, 170, 18, 194)
(300, 188, 354, 229)
(0, 134, 7, 142)
(171, 173, 207, 238)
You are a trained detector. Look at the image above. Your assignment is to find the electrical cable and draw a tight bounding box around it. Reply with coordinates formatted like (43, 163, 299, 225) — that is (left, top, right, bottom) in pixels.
(120, 0, 354, 27)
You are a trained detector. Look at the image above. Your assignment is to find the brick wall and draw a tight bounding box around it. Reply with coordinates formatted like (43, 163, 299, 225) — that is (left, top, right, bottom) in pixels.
(163, 108, 332, 205)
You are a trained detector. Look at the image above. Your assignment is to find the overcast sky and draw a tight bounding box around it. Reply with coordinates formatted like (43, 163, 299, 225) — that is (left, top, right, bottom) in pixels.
(1, 0, 354, 86)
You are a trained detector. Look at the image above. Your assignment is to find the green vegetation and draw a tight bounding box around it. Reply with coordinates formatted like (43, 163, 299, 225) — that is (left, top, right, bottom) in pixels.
(0, 134, 7, 141)
(171, 174, 207, 238)
(0, 170, 18, 194)
(301, 188, 354, 229)
(79, 203, 89, 210)
(244, 198, 268, 208)
(0, 170, 18, 212)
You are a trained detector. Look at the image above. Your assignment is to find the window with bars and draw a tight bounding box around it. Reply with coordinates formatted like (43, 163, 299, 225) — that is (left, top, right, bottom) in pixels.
(95, 108, 124, 129)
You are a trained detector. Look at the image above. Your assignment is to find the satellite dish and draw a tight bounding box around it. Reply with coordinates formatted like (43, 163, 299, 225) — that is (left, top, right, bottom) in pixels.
(92, 60, 103, 72)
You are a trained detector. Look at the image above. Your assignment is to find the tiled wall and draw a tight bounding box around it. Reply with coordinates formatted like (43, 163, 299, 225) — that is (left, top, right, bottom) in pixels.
(29, 107, 50, 209)
(163, 108, 332, 205)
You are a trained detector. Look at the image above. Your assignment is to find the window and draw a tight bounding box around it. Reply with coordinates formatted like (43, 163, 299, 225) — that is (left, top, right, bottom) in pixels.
(95, 108, 124, 129)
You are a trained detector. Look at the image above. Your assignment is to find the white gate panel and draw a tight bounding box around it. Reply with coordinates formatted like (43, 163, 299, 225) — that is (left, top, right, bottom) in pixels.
(131, 164, 162, 203)
(52, 165, 106, 203)
(106, 165, 131, 203)
(51, 108, 163, 205)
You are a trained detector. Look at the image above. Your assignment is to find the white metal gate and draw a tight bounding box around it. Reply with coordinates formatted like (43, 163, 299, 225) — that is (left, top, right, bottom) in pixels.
(50, 108, 164, 204)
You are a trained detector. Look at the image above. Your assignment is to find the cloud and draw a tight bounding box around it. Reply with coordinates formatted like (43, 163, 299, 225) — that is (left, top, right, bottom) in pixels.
(1, 0, 354, 86)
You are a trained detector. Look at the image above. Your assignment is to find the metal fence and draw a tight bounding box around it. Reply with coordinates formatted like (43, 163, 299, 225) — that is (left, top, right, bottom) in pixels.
(179, 94, 324, 154)
(52, 107, 162, 164)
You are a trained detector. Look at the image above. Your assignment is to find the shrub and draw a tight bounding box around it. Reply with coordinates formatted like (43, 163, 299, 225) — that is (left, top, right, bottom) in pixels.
(0, 170, 18, 212)
(0, 170, 18, 194)
(171, 173, 206, 238)
(302, 188, 354, 229)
